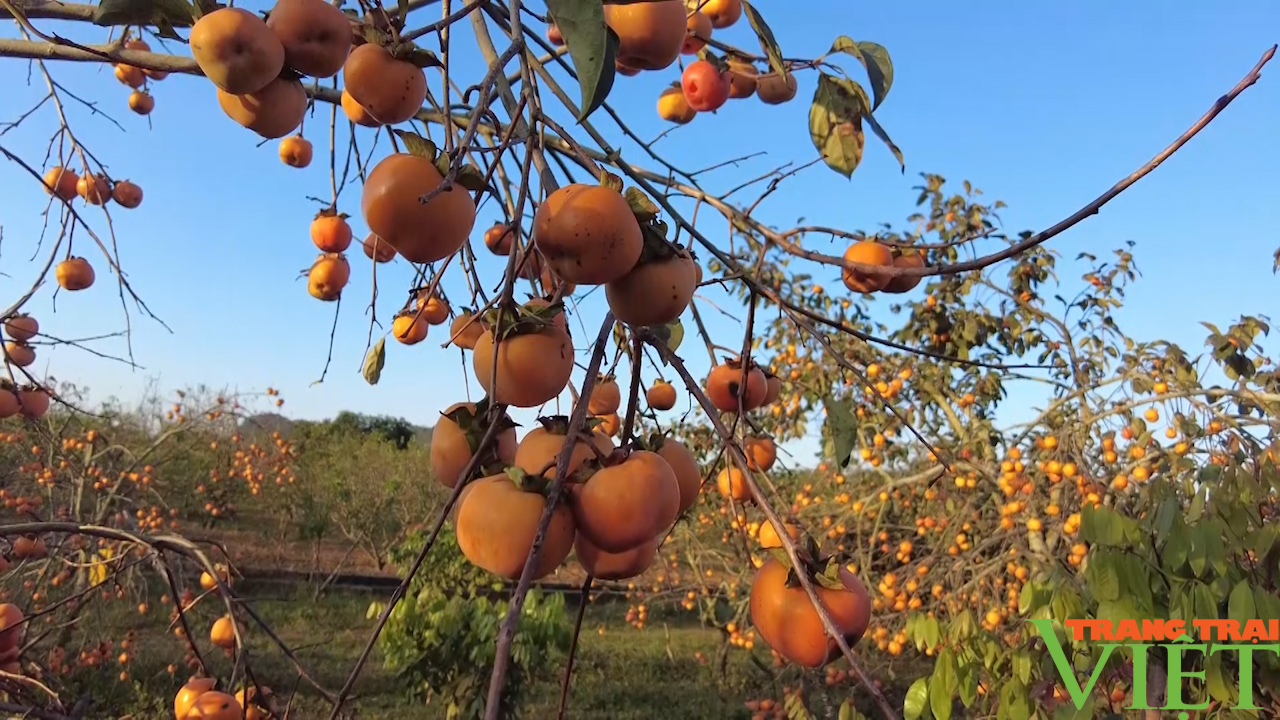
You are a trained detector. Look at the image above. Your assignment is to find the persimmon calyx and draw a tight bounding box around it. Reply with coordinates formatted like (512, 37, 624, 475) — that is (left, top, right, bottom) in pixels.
(480, 300, 565, 338)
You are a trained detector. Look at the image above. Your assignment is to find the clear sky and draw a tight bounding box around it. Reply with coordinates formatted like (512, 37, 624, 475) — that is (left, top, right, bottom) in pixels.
(1, 0, 1276, 466)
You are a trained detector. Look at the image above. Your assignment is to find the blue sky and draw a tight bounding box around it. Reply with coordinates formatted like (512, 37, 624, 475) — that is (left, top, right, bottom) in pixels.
(1, 0, 1276, 465)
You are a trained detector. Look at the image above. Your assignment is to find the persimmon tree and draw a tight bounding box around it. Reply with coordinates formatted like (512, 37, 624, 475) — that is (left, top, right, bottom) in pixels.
(0, 0, 1276, 718)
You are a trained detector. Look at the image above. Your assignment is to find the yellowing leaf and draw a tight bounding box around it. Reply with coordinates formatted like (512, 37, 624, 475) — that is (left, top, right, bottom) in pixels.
(363, 338, 386, 386)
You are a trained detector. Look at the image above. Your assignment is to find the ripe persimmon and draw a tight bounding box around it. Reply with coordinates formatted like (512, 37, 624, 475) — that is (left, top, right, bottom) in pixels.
(455, 472, 576, 580)
(533, 183, 643, 285)
(756, 71, 797, 105)
(657, 86, 696, 124)
(605, 250, 696, 327)
(361, 152, 475, 264)
(682, 12, 712, 55)
(757, 519, 801, 549)
(575, 533, 659, 581)
(0, 604, 23, 649)
(762, 369, 782, 405)
(76, 174, 111, 205)
(4, 342, 34, 368)
(615, 61, 641, 77)
(4, 314, 38, 343)
(681, 59, 731, 112)
(727, 59, 758, 99)
(596, 413, 621, 438)
(42, 166, 78, 201)
(588, 375, 622, 415)
(513, 416, 614, 479)
(128, 90, 154, 115)
(484, 223, 514, 255)
(0, 388, 18, 419)
(18, 387, 50, 419)
(342, 44, 426, 124)
(361, 233, 396, 263)
(391, 312, 428, 345)
(430, 402, 517, 488)
(841, 240, 893, 293)
(174, 677, 218, 719)
(234, 685, 275, 720)
(189, 7, 285, 94)
(745, 435, 777, 471)
(55, 257, 95, 291)
(111, 180, 143, 208)
(209, 616, 236, 649)
(417, 295, 449, 325)
(882, 250, 925, 294)
(716, 465, 751, 502)
(705, 360, 768, 412)
(748, 558, 871, 667)
(183, 691, 243, 720)
(547, 24, 564, 46)
(698, 0, 742, 28)
(472, 308, 574, 408)
(449, 312, 486, 350)
(124, 38, 167, 80)
(217, 76, 308, 139)
(279, 135, 313, 168)
(646, 379, 677, 410)
(114, 63, 145, 88)
(307, 253, 350, 301)
(654, 436, 701, 513)
(572, 450, 680, 553)
(341, 89, 380, 127)
(265, 0, 352, 78)
(311, 212, 352, 253)
(604, 0, 686, 71)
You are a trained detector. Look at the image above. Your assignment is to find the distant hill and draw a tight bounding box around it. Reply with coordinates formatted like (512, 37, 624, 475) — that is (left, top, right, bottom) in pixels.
(239, 411, 432, 448)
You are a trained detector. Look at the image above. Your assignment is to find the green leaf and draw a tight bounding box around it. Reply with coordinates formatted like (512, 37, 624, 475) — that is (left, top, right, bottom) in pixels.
(1206, 652, 1235, 703)
(828, 37, 893, 110)
(863, 111, 905, 171)
(623, 187, 660, 221)
(739, 0, 787, 79)
(903, 678, 929, 720)
(362, 338, 385, 386)
(453, 164, 492, 193)
(1229, 580, 1257, 627)
(810, 73, 867, 178)
(1085, 551, 1121, 601)
(821, 394, 858, 467)
(393, 130, 437, 160)
(930, 649, 957, 720)
(838, 700, 854, 720)
(93, 0, 194, 27)
(546, 0, 618, 121)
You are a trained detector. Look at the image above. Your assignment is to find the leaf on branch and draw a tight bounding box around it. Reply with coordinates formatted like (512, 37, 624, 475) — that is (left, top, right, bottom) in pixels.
(903, 678, 928, 720)
(362, 338, 386, 385)
(1273, 246, 1279, 273)
(810, 73, 866, 178)
(863, 111, 904, 171)
(93, 0, 195, 29)
(829, 37, 894, 110)
(547, 0, 619, 121)
(740, 0, 786, 80)
(454, 164, 492, 193)
(624, 186, 660, 221)
(393, 130, 437, 161)
(821, 393, 857, 467)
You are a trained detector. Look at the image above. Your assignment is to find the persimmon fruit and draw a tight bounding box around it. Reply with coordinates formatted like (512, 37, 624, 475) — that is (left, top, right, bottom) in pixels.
(342, 44, 426, 124)
(657, 86, 696, 124)
(0, 605, 23, 648)
(4, 315, 38, 343)
(4, 342, 35, 368)
(484, 223, 514, 255)
(209, 616, 236, 649)
(513, 416, 614, 479)
(449, 312, 486, 349)
(112, 180, 143, 208)
(575, 533, 659, 581)
(572, 450, 680, 553)
(647, 379, 677, 410)
(189, 8, 285, 95)
(55, 257, 95, 291)
(114, 63, 145, 88)
(76, 174, 111, 205)
(361, 152, 476, 264)
(455, 473, 576, 581)
(696, 0, 742, 28)
(42, 167, 78, 201)
(756, 71, 797, 105)
(762, 370, 782, 405)
(341, 89, 381, 127)
(533, 183, 643, 285)
(596, 413, 621, 438)
(705, 361, 768, 412)
(361, 233, 396, 263)
(546, 23, 564, 47)
(682, 11, 712, 55)
(429, 402, 517, 489)
(749, 558, 871, 667)
(655, 437, 702, 513)
(472, 319, 574, 408)
(882, 250, 925, 294)
(279, 135, 313, 168)
(391, 312, 428, 345)
(217, 76, 308, 139)
(588, 375, 621, 415)
(418, 295, 449, 325)
(18, 387, 50, 419)
(604, 0, 686, 71)
(727, 59, 758, 99)
(757, 519, 801, 550)
(681, 59, 731, 112)
(745, 435, 777, 471)
(128, 90, 154, 115)
(841, 240, 894, 293)
(605, 250, 696, 327)
(183, 691, 243, 720)
(266, 0, 352, 78)
(174, 677, 218, 720)
(307, 253, 350, 301)
(311, 213, 352, 253)
(716, 465, 751, 502)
